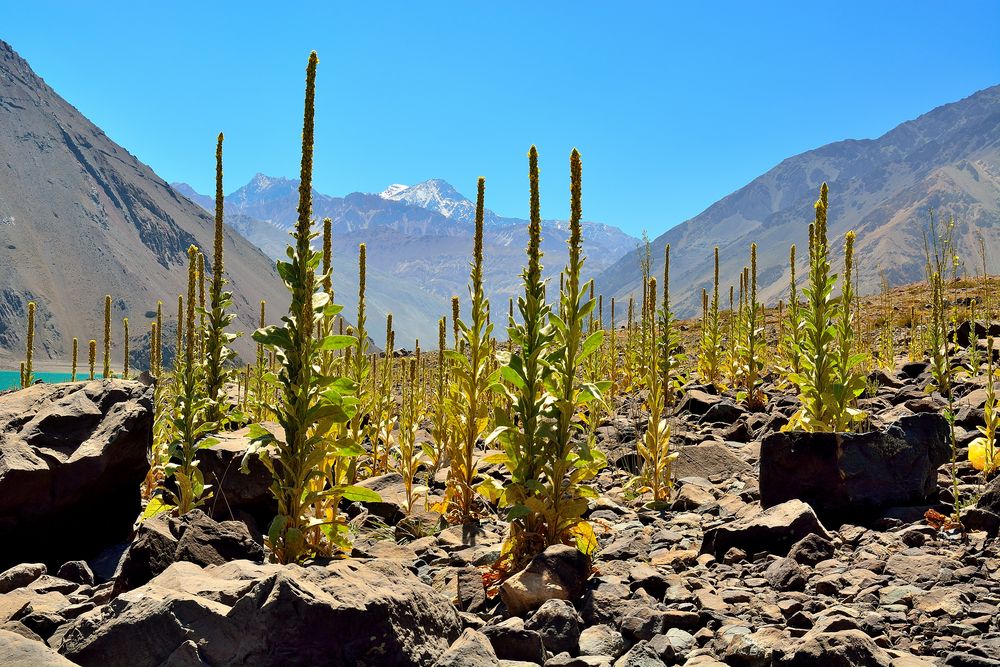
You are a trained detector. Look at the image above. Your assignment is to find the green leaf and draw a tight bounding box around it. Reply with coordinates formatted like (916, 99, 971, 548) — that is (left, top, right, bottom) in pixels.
(319, 335, 356, 351)
(141, 496, 174, 521)
(339, 485, 382, 502)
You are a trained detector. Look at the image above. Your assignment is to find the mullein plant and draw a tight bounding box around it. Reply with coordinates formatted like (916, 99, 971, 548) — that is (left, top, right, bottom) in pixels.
(736, 244, 767, 408)
(197, 253, 206, 360)
(88, 340, 96, 380)
(778, 245, 803, 379)
(154, 301, 163, 376)
(164, 245, 215, 515)
(786, 184, 864, 432)
(925, 215, 961, 520)
(369, 314, 397, 474)
(965, 299, 982, 378)
(485, 145, 558, 568)
(829, 232, 866, 424)
(203, 134, 238, 424)
(346, 243, 372, 484)
(394, 358, 427, 513)
(21, 301, 35, 388)
(629, 274, 677, 506)
(969, 337, 1000, 476)
(423, 317, 449, 472)
(441, 177, 500, 524)
(244, 52, 372, 563)
(103, 295, 112, 378)
(698, 248, 723, 387)
(536, 149, 606, 553)
(122, 318, 129, 379)
(658, 244, 685, 403)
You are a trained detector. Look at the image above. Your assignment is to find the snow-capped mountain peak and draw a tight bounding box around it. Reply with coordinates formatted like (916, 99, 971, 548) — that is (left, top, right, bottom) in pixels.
(379, 183, 410, 199)
(378, 178, 479, 224)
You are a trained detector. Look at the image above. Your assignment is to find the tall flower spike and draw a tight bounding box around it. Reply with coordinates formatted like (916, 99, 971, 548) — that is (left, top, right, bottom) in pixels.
(103, 295, 112, 378)
(323, 217, 333, 296)
(212, 133, 225, 304)
(23, 301, 35, 388)
(186, 246, 198, 367)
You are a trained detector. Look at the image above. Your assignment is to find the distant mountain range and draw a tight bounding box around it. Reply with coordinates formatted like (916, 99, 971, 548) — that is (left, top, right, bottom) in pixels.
(0, 40, 288, 366)
(172, 177, 637, 347)
(596, 84, 1000, 317)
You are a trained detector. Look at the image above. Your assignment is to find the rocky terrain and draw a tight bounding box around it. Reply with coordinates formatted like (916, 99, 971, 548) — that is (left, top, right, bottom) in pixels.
(2, 324, 1000, 667)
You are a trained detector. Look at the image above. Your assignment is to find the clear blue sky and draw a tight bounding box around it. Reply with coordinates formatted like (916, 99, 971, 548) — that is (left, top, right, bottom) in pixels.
(4, 2, 998, 237)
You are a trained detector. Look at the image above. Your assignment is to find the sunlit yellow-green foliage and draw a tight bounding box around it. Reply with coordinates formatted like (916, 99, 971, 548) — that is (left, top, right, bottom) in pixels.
(785, 184, 864, 432)
(243, 52, 373, 563)
(698, 248, 723, 387)
(440, 177, 496, 524)
(970, 337, 1000, 475)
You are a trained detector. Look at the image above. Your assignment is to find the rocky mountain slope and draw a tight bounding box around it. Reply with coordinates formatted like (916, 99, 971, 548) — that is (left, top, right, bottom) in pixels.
(173, 176, 637, 346)
(0, 40, 287, 366)
(597, 84, 1000, 318)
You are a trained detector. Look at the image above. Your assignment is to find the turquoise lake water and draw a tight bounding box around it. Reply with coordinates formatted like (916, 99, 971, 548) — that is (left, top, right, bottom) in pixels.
(0, 370, 77, 391)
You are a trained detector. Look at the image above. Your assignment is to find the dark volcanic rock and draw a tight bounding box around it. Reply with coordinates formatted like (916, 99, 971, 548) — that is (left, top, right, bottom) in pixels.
(772, 629, 892, 666)
(786, 532, 835, 566)
(114, 510, 262, 595)
(676, 389, 721, 416)
(481, 618, 545, 663)
(524, 598, 581, 656)
(759, 413, 950, 522)
(59, 559, 462, 667)
(0, 628, 78, 666)
(700, 499, 831, 559)
(0, 381, 153, 569)
(197, 425, 279, 527)
(500, 545, 591, 617)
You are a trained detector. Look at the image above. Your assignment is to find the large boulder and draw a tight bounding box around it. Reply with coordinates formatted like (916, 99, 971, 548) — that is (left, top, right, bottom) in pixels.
(113, 509, 263, 595)
(0, 628, 79, 667)
(672, 443, 751, 481)
(0, 380, 153, 569)
(500, 545, 591, 617)
(700, 499, 831, 560)
(197, 424, 280, 527)
(58, 558, 462, 667)
(759, 413, 950, 523)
